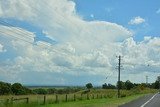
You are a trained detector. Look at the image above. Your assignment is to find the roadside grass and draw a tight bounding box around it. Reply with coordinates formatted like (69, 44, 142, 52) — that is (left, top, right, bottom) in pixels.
(42, 94, 146, 107)
(0, 88, 158, 107)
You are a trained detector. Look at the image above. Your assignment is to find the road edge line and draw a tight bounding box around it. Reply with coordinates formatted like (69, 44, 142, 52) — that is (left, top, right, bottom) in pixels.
(140, 93, 158, 107)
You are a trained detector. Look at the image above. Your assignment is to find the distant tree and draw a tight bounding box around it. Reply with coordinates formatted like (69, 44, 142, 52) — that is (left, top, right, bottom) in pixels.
(33, 88, 47, 95)
(0, 81, 12, 95)
(102, 83, 107, 89)
(107, 84, 116, 89)
(23, 87, 33, 94)
(153, 81, 159, 89)
(102, 83, 116, 89)
(157, 76, 160, 82)
(47, 88, 56, 94)
(117, 81, 125, 89)
(86, 83, 93, 90)
(125, 80, 134, 90)
(11, 83, 26, 95)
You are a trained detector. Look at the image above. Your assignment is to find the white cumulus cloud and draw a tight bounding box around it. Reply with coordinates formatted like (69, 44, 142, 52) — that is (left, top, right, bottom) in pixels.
(129, 16, 145, 25)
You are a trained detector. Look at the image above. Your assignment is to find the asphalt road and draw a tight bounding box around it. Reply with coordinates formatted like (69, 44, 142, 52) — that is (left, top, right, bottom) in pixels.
(119, 93, 160, 107)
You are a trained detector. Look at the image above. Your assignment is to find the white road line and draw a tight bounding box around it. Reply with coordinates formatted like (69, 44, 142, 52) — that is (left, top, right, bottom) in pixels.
(140, 93, 158, 107)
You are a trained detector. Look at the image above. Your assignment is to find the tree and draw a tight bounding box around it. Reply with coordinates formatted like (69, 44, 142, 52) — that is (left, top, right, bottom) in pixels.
(157, 76, 160, 82)
(86, 83, 93, 89)
(107, 84, 116, 89)
(153, 81, 159, 89)
(125, 80, 134, 90)
(102, 83, 107, 89)
(11, 83, 26, 95)
(117, 81, 125, 89)
(102, 83, 116, 89)
(33, 88, 47, 95)
(0, 81, 12, 95)
(47, 88, 56, 94)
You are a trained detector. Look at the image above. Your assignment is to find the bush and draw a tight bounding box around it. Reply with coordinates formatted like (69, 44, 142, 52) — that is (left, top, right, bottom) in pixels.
(47, 88, 56, 94)
(86, 83, 93, 89)
(33, 88, 47, 95)
(120, 94, 126, 98)
(82, 90, 90, 94)
(102, 83, 116, 89)
(0, 81, 12, 95)
(11, 83, 32, 95)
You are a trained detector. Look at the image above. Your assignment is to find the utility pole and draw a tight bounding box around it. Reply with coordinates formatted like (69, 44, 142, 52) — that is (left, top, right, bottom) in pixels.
(157, 76, 160, 93)
(117, 55, 121, 98)
(146, 76, 148, 84)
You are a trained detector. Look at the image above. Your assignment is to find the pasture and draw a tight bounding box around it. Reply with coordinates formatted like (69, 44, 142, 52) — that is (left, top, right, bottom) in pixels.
(0, 88, 157, 107)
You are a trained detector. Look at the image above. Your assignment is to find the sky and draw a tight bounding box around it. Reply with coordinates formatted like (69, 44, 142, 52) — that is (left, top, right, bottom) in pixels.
(0, 0, 160, 86)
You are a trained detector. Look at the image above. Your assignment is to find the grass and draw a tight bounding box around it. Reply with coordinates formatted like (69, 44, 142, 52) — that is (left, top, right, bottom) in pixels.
(0, 88, 158, 107)
(41, 94, 146, 107)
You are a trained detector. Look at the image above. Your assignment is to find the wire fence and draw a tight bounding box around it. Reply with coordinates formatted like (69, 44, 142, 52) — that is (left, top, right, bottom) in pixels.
(0, 93, 114, 106)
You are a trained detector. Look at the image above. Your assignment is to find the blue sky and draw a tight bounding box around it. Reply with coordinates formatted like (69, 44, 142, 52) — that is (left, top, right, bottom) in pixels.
(74, 0, 160, 41)
(0, 0, 160, 86)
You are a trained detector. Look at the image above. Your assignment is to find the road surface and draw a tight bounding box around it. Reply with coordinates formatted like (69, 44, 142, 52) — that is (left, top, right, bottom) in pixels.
(119, 93, 160, 107)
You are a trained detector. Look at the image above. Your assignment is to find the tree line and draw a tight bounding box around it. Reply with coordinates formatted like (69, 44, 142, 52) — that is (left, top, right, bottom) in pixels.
(0, 81, 82, 95)
(102, 79, 160, 90)
(0, 78, 159, 95)
(0, 81, 32, 95)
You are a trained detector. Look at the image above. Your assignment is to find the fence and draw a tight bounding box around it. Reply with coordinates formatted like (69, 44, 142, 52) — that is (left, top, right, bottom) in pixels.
(0, 93, 112, 106)
(11, 97, 29, 104)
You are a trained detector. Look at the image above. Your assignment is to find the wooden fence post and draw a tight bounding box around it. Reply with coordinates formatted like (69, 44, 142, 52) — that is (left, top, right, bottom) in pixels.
(56, 95, 58, 103)
(66, 94, 68, 102)
(74, 94, 76, 101)
(43, 95, 46, 105)
(26, 97, 29, 104)
(87, 94, 90, 100)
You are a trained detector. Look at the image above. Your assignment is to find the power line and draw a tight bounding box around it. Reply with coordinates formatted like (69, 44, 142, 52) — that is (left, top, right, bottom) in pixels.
(0, 30, 34, 45)
(0, 16, 72, 56)
(0, 30, 68, 56)
(0, 20, 34, 38)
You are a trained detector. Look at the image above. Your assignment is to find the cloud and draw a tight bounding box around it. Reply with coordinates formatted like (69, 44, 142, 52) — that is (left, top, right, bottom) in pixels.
(0, 43, 6, 52)
(0, 0, 159, 85)
(0, 0, 133, 53)
(156, 8, 160, 14)
(129, 16, 145, 25)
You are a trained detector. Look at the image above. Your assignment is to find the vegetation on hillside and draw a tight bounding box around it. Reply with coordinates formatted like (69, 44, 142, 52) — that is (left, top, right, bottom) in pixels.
(0, 77, 160, 96)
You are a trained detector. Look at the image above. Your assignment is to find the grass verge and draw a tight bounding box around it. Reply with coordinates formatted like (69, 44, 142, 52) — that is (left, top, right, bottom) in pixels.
(43, 94, 146, 107)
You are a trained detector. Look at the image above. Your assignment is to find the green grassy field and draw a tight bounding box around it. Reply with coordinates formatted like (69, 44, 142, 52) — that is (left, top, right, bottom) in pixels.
(0, 94, 148, 107)
(0, 89, 158, 107)
(43, 94, 146, 107)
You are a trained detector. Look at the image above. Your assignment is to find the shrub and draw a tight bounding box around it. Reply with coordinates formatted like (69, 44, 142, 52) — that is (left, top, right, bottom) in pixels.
(86, 83, 93, 90)
(120, 94, 126, 98)
(47, 88, 56, 94)
(33, 88, 47, 95)
(12, 83, 26, 95)
(0, 81, 12, 95)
